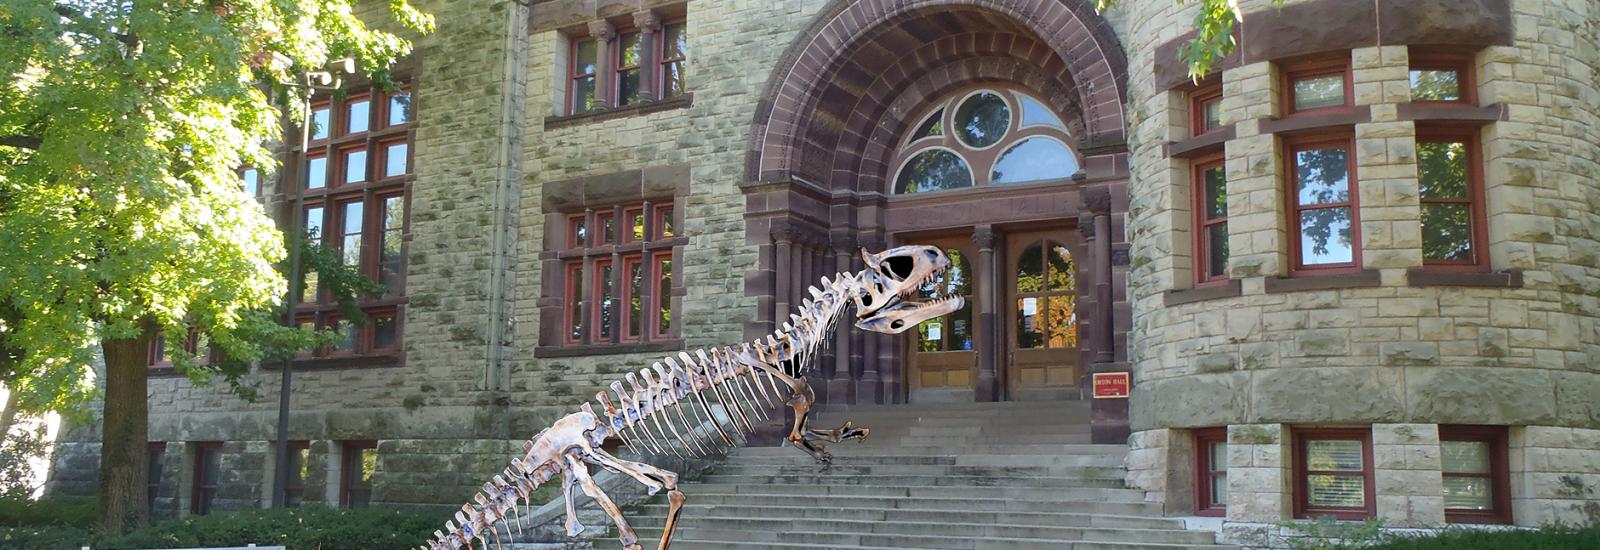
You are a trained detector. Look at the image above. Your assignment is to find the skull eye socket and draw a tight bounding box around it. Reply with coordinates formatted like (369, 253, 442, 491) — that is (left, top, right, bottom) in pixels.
(885, 255, 915, 279)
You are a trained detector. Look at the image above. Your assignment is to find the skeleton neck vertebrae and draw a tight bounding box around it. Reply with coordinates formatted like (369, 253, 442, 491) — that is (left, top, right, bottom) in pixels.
(423, 246, 961, 550)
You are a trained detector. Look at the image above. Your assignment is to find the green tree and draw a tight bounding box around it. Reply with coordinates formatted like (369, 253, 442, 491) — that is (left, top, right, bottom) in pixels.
(1096, 0, 1287, 81)
(0, 0, 431, 533)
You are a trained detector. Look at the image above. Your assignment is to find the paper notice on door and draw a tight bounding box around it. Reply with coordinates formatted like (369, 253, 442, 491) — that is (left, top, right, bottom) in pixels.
(927, 323, 942, 340)
(1022, 297, 1038, 316)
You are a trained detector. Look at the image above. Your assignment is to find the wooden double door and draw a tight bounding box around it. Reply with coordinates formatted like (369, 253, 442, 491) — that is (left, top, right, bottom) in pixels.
(905, 228, 1082, 402)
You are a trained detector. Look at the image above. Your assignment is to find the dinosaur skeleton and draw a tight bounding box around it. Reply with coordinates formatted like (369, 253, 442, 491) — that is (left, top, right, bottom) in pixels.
(420, 246, 962, 550)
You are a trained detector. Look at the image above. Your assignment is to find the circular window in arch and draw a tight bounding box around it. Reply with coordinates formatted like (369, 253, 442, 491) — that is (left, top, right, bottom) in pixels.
(892, 87, 1080, 195)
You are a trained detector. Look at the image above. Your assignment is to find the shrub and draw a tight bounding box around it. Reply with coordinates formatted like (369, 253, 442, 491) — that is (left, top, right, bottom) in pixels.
(0, 506, 442, 550)
(0, 496, 97, 528)
(1369, 524, 1600, 550)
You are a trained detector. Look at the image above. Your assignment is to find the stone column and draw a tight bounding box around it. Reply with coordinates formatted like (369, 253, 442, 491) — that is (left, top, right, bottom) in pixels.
(1220, 424, 1293, 547)
(857, 235, 884, 403)
(971, 225, 999, 402)
(829, 236, 855, 403)
(587, 20, 615, 108)
(1083, 187, 1129, 443)
(1088, 193, 1115, 363)
(1373, 423, 1446, 527)
(632, 11, 661, 102)
(771, 225, 797, 335)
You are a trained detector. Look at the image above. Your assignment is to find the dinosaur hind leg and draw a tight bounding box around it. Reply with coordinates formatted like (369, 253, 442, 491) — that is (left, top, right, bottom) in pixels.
(579, 447, 686, 550)
(565, 453, 642, 550)
(755, 360, 868, 465)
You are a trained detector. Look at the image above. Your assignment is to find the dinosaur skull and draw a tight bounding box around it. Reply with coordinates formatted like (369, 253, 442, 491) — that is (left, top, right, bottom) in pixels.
(853, 245, 963, 334)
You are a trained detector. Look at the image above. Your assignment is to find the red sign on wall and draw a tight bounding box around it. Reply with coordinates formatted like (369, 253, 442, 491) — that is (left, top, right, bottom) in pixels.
(1092, 372, 1131, 399)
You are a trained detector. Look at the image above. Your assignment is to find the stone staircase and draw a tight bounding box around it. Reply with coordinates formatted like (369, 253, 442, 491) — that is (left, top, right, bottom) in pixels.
(605, 400, 1233, 550)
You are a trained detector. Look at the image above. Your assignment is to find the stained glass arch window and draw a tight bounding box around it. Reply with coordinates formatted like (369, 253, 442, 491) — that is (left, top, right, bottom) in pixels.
(893, 87, 1079, 195)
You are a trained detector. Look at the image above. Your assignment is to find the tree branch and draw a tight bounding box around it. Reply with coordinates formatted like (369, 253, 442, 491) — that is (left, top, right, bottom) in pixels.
(54, 4, 139, 49)
(0, 135, 41, 150)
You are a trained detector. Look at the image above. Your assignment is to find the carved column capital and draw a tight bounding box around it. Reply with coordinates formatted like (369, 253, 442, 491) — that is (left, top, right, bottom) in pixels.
(971, 226, 998, 250)
(1082, 187, 1112, 216)
(587, 20, 616, 41)
(771, 224, 802, 244)
(631, 10, 662, 32)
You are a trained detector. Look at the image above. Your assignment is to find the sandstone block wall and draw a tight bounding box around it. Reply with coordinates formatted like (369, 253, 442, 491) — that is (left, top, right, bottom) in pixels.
(1120, 0, 1600, 531)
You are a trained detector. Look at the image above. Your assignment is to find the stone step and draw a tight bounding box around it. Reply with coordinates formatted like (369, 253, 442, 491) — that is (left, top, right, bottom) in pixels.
(620, 540, 1222, 546)
(624, 503, 1185, 529)
(628, 534, 1233, 550)
(734, 443, 1128, 456)
(622, 519, 1221, 545)
(733, 453, 1127, 467)
(696, 473, 1128, 489)
(888, 434, 1096, 446)
(671, 483, 1150, 501)
(707, 463, 1127, 479)
(628, 492, 1163, 514)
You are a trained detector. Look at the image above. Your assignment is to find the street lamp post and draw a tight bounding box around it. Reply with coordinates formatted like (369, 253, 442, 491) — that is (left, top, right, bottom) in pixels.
(270, 59, 354, 508)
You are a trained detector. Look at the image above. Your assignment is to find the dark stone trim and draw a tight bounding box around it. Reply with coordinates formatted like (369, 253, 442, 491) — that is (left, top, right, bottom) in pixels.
(1167, 126, 1235, 158)
(1258, 106, 1372, 135)
(1406, 268, 1523, 288)
(1153, 0, 1511, 92)
(534, 339, 685, 358)
(543, 94, 693, 130)
(1163, 279, 1244, 306)
(1265, 269, 1382, 293)
(1396, 102, 1507, 124)
(148, 366, 182, 378)
(260, 353, 403, 371)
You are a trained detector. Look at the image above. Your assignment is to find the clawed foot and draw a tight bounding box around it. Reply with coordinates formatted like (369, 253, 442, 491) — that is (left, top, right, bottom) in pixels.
(839, 421, 869, 443)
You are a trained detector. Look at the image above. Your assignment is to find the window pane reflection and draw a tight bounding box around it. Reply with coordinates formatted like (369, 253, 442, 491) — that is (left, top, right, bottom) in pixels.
(992, 138, 1077, 185)
(954, 92, 1010, 148)
(895, 149, 972, 194)
(1298, 208, 1353, 265)
(1293, 75, 1345, 110)
(1296, 147, 1350, 205)
(1411, 69, 1461, 101)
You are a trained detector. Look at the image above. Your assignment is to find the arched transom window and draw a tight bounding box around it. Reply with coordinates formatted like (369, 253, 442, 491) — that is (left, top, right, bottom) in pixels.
(893, 87, 1080, 195)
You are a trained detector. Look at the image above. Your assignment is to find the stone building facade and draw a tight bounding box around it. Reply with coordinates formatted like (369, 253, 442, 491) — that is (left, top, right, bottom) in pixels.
(47, 0, 1600, 539)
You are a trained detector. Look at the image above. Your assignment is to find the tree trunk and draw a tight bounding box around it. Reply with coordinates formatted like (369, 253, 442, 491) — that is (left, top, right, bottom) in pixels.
(0, 390, 17, 438)
(98, 323, 153, 533)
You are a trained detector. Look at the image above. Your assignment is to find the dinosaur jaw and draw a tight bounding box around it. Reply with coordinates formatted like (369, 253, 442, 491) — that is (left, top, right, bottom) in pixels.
(854, 246, 964, 334)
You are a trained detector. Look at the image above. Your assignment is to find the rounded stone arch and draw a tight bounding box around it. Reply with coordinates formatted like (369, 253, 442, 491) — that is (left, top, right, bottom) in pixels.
(744, 0, 1129, 185)
(849, 55, 1088, 196)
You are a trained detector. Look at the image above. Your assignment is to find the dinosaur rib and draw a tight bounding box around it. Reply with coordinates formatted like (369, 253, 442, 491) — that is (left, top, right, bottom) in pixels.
(424, 246, 960, 550)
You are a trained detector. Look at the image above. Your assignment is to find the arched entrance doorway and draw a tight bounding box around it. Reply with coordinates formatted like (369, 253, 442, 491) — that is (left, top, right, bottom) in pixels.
(741, 0, 1132, 441)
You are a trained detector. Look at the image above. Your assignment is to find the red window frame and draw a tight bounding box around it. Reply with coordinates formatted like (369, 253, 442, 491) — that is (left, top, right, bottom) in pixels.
(591, 258, 615, 342)
(1192, 153, 1229, 286)
(339, 440, 377, 508)
(622, 255, 644, 340)
(308, 101, 332, 143)
(657, 21, 687, 99)
(1415, 127, 1488, 271)
(564, 261, 586, 345)
(146, 442, 166, 514)
(1282, 57, 1353, 116)
(1285, 132, 1361, 274)
(1409, 50, 1476, 105)
(623, 206, 645, 243)
(651, 251, 674, 340)
(291, 84, 412, 360)
(380, 86, 413, 128)
(568, 37, 599, 115)
(558, 203, 677, 346)
(191, 442, 223, 516)
(340, 93, 372, 136)
(614, 32, 643, 106)
(283, 440, 311, 507)
(147, 328, 214, 368)
(566, 213, 588, 249)
(1292, 428, 1375, 520)
(653, 203, 675, 238)
(1194, 428, 1228, 516)
(1191, 82, 1224, 137)
(1440, 425, 1511, 525)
